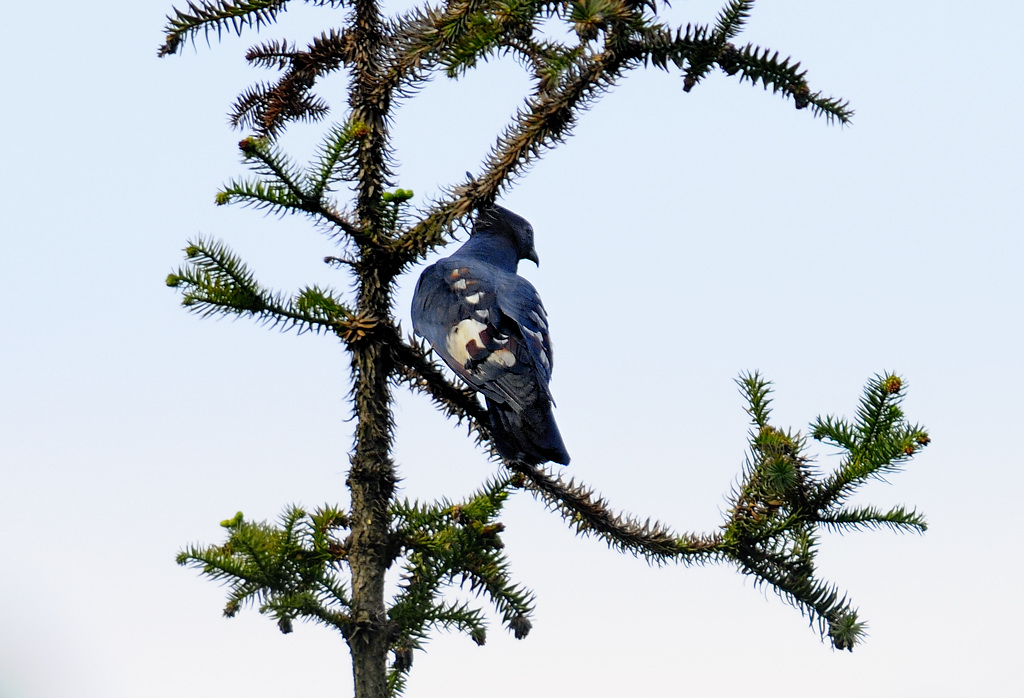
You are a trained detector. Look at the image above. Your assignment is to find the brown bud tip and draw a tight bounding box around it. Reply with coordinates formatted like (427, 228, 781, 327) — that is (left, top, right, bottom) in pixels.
(789, 82, 811, 110)
(510, 614, 532, 639)
(238, 137, 261, 158)
(392, 646, 414, 671)
(883, 376, 902, 394)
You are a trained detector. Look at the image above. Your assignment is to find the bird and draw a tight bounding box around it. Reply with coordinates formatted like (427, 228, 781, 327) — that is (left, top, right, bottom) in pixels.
(411, 204, 570, 466)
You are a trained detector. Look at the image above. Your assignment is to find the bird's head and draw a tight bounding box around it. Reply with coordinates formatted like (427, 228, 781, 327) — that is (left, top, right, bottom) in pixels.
(474, 205, 540, 266)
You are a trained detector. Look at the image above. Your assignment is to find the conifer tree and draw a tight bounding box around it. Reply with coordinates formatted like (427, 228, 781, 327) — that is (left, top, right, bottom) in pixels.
(159, 1, 929, 696)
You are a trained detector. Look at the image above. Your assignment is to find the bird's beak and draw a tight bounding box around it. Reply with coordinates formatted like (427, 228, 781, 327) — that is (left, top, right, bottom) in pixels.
(527, 248, 540, 266)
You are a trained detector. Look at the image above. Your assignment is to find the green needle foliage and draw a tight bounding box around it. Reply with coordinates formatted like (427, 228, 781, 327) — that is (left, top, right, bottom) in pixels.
(160, 0, 923, 695)
(179, 506, 353, 634)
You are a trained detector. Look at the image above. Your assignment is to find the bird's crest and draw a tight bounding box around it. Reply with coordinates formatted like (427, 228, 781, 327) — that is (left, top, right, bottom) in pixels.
(473, 205, 539, 266)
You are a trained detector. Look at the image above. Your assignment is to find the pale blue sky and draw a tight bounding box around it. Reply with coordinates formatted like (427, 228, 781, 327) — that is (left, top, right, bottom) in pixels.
(1, 1, 1021, 696)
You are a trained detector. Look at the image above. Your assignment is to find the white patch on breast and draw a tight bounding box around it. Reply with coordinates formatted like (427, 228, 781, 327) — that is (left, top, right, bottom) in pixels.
(446, 319, 486, 365)
(464, 292, 482, 304)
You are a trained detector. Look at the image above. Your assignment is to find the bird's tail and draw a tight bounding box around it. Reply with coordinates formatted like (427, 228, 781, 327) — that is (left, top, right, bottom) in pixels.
(486, 397, 570, 466)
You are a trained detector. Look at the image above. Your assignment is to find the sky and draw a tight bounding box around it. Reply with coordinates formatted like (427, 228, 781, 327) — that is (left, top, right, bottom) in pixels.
(1, 1, 1021, 696)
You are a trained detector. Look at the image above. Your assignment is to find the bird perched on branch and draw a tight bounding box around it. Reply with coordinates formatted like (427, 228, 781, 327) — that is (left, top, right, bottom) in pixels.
(412, 205, 570, 466)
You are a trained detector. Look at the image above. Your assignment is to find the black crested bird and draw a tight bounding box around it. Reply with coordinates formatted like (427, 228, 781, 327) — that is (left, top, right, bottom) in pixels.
(411, 205, 570, 465)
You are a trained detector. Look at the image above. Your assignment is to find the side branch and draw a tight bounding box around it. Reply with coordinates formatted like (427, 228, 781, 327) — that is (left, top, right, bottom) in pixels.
(379, 0, 494, 100)
(508, 461, 725, 563)
(159, 0, 291, 57)
(221, 134, 376, 248)
(167, 237, 358, 335)
(234, 31, 353, 136)
(392, 48, 625, 263)
(393, 358, 928, 651)
(633, 22, 852, 123)
(474, 48, 623, 215)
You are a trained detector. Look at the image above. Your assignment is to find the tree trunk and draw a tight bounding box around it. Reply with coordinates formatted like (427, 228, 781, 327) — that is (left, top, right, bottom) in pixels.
(347, 267, 397, 698)
(347, 0, 395, 691)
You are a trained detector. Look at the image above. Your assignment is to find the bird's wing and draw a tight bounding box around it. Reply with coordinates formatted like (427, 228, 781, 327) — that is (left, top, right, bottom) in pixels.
(411, 258, 553, 411)
(492, 272, 554, 396)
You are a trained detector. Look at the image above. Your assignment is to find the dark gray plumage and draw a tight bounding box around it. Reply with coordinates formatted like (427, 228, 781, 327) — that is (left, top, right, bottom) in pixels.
(411, 205, 570, 465)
